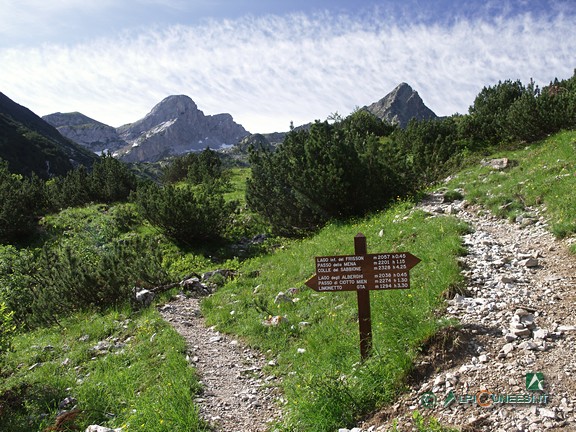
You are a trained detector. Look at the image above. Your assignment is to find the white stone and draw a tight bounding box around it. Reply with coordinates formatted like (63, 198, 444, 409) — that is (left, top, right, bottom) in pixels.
(135, 289, 155, 306)
(539, 408, 556, 419)
(274, 292, 293, 304)
(85, 426, 123, 432)
(533, 329, 548, 340)
(504, 333, 518, 342)
(520, 257, 539, 268)
(518, 341, 538, 350)
(511, 327, 531, 337)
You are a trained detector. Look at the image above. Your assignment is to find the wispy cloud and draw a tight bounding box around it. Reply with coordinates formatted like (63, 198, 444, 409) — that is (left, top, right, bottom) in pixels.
(1, 8, 575, 132)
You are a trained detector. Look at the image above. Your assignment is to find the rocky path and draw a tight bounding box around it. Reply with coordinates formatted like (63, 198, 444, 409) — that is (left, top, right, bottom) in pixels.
(157, 191, 576, 432)
(159, 295, 282, 431)
(354, 192, 576, 432)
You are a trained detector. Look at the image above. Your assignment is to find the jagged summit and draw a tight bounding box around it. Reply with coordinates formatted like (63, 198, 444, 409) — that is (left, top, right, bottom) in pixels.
(44, 95, 249, 163)
(364, 83, 437, 127)
(152, 95, 198, 114)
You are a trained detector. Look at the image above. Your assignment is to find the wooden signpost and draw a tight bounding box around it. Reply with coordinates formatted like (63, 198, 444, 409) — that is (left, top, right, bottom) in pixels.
(305, 233, 421, 360)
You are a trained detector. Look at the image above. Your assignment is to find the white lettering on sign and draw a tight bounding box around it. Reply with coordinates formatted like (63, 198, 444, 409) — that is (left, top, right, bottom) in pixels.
(341, 266, 361, 272)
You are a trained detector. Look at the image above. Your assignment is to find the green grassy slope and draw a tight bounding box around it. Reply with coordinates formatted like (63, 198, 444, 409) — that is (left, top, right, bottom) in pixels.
(446, 130, 576, 251)
(0, 92, 98, 178)
(203, 203, 469, 430)
(0, 308, 207, 432)
(1, 130, 574, 432)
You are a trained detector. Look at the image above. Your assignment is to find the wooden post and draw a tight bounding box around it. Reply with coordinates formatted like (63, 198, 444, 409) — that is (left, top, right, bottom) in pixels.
(305, 233, 421, 362)
(354, 233, 372, 360)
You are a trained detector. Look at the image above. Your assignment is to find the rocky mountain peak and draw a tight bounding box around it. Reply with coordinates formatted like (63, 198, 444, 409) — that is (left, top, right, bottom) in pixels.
(149, 95, 198, 119)
(114, 95, 249, 162)
(364, 83, 437, 127)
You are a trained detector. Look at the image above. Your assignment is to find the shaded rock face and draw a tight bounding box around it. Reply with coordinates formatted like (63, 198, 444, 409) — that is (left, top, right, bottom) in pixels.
(116, 95, 249, 162)
(43, 112, 127, 154)
(364, 83, 437, 128)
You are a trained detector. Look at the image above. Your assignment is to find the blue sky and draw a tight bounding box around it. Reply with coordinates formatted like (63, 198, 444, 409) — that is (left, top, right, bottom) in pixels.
(1, 0, 574, 132)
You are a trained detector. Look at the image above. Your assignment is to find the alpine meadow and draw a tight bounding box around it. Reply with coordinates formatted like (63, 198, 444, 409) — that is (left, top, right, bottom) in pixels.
(0, 70, 575, 432)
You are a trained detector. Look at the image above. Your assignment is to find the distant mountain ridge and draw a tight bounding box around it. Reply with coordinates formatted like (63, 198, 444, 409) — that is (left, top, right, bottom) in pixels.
(42, 83, 437, 162)
(44, 95, 249, 163)
(0, 92, 98, 178)
(238, 83, 438, 151)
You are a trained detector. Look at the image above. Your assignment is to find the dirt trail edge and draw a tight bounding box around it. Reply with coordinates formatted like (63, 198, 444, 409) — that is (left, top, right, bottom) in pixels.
(357, 193, 576, 432)
(159, 296, 282, 432)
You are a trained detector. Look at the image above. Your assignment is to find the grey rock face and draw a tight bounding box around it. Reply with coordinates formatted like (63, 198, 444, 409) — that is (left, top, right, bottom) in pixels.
(363, 82, 437, 128)
(44, 95, 250, 163)
(43, 112, 127, 154)
(117, 95, 249, 162)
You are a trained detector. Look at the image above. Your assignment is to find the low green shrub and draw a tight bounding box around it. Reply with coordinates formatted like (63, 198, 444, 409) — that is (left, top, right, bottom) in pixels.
(0, 301, 15, 357)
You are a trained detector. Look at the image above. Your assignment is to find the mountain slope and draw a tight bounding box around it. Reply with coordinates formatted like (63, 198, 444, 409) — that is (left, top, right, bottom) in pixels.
(363, 82, 437, 127)
(43, 112, 128, 154)
(0, 92, 98, 178)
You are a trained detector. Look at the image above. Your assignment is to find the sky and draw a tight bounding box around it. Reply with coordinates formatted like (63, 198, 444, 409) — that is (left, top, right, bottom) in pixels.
(0, 0, 575, 133)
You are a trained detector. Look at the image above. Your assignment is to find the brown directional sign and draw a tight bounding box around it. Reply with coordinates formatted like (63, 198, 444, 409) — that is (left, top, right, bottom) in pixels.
(304, 233, 421, 360)
(305, 252, 421, 292)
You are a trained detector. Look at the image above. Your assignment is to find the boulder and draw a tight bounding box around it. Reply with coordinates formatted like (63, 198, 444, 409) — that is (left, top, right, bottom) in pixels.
(135, 289, 155, 307)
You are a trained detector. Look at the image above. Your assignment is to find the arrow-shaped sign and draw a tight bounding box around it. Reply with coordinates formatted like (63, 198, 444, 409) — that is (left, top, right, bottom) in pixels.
(305, 252, 420, 292)
(303, 233, 422, 361)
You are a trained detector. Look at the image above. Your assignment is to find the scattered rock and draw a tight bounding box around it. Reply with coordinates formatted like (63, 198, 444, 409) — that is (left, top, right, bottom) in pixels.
(274, 292, 293, 304)
(520, 257, 540, 268)
(58, 396, 77, 410)
(539, 408, 557, 419)
(481, 157, 510, 170)
(158, 295, 281, 431)
(201, 269, 237, 282)
(262, 315, 285, 326)
(135, 289, 155, 307)
(533, 328, 549, 340)
(558, 325, 576, 333)
(85, 426, 123, 432)
(353, 193, 576, 432)
(180, 278, 212, 297)
(518, 340, 539, 350)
